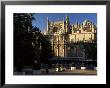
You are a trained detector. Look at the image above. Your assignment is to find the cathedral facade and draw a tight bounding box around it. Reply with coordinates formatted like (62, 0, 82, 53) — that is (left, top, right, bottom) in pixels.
(44, 15, 97, 60)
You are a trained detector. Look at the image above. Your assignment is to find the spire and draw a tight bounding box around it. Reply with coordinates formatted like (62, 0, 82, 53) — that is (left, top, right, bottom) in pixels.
(47, 17, 49, 31)
(47, 17, 48, 21)
(66, 15, 69, 24)
(65, 15, 70, 33)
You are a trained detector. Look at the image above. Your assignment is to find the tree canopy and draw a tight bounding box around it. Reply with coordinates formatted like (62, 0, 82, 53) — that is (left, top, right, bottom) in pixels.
(14, 13, 52, 71)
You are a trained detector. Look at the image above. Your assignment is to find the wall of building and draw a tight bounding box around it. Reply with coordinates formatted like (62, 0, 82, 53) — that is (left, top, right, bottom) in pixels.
(45, 16, 97, 59)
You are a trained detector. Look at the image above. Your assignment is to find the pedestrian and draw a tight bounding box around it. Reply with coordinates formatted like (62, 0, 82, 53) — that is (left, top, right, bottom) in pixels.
(45, 64, 48, 73)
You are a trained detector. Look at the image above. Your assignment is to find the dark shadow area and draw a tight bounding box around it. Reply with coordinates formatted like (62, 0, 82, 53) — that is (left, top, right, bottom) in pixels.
(14, 13, 52, 73)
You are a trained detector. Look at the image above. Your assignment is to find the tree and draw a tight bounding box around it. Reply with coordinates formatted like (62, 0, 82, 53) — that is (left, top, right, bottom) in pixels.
(14, 13, 52, 71)
(83, 42, 97, 60)
(40, 35, 53, 64)
(28, 27, 53, 70)
(14, 13, 34, 71)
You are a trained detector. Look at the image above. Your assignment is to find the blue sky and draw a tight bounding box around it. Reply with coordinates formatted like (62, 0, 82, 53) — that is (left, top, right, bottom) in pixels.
(32, 13, 97, 32)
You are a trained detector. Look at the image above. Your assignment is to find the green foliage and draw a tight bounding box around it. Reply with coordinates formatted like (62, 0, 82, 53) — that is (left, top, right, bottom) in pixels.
(83, 43, 97, 60)
(14, 13, 34, 69)
(14, 13, 52, 71)
(39, 35, 52, 64)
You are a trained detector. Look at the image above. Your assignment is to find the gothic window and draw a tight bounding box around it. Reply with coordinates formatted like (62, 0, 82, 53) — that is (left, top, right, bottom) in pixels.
(54, 45, 58, 49)
(53, 27, 58, 32)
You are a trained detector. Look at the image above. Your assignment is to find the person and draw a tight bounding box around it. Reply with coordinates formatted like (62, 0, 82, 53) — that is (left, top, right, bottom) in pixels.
(33, 60, 40, 70)
(57, 63, 63, 72)
(45, 64, 49, 73)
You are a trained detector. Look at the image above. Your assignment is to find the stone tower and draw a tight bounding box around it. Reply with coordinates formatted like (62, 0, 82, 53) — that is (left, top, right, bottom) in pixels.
(65, 15, 70, 33)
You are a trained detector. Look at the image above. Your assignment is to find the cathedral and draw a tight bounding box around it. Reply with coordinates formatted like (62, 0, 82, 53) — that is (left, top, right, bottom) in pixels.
(44, 15, 97, 60)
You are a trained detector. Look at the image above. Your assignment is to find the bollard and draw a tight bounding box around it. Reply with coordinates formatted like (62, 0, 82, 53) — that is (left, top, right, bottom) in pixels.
(60, 67, 63, 71)
(71, 67, 76, 70)
(81, 67, 86, 70)
(56, 68, 59, 72)
(94, 67, 97, 70)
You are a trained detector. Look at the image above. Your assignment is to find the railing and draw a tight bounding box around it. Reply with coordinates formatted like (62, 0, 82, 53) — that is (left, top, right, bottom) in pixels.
(49, 57, 96, 61)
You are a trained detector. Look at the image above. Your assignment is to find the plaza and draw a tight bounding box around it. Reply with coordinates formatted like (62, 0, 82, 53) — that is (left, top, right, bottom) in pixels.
(14, 67, 97, 75)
